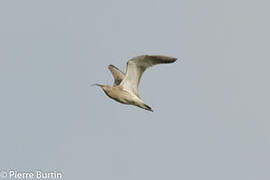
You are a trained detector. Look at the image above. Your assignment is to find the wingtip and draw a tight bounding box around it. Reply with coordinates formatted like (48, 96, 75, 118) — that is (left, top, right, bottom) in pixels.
(108, 64, 122, 71)
(148, 55, 177, 63)
(165, 56, 177, 63)
(108, 64, 114, 68)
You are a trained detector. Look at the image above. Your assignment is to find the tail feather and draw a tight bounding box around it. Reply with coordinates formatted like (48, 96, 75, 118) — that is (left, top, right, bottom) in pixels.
(142, 104, 153, 112)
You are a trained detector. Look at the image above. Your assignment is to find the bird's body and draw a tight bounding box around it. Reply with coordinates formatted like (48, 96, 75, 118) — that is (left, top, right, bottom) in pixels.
(95, 84, 152, 111)
(93, 55, 177, 112)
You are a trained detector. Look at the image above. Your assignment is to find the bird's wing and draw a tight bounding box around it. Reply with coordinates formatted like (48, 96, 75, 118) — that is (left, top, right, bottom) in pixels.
(108, 64, 125, 86)
(120, 55, 177, 97)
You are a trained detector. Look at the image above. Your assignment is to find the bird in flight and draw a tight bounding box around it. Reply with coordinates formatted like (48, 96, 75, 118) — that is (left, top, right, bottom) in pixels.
(93, 55, 177, 112)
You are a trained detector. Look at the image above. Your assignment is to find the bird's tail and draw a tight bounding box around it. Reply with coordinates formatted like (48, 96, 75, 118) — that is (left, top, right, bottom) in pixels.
(141, 103, 153, 112)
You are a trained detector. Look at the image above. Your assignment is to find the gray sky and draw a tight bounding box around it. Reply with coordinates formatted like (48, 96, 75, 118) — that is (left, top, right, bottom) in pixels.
(0, 0, 270, 180)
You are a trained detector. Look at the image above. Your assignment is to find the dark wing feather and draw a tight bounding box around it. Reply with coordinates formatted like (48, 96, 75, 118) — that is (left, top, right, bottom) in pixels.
(108, 64, 125, 86)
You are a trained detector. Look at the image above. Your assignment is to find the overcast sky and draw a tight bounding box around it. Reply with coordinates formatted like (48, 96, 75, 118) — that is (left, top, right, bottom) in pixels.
(0, 0, 270, 180)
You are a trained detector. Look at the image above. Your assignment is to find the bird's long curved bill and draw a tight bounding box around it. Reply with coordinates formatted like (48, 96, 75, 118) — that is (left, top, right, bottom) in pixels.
(91, 83, 103, 87)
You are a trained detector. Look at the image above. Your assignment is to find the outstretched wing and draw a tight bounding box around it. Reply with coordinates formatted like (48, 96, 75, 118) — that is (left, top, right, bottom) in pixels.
(120, 55, 177, 97)
(108, 64, 125, 86)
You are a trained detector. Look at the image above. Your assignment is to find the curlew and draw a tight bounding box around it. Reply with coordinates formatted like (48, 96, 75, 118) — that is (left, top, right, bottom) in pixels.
(93, 55, 177, 112)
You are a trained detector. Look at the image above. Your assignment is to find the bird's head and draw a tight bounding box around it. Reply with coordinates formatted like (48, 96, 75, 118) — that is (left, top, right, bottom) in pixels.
(92, 84, 112, 94)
